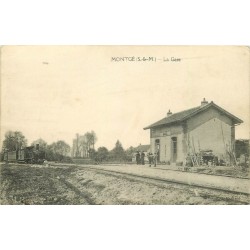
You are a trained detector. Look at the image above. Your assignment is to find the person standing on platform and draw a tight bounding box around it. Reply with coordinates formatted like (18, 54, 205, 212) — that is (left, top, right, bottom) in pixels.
(147, 152, 153, 167)
(135, 151, 140, 165)
(141, 151, 145, 165)
(153, 152, 158, 167)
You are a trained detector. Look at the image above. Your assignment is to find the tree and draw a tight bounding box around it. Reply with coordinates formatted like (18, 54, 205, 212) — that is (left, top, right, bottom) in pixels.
(78, 135, 88, 157)
(89, 130, 97, 149)
(72, 131, 98, 158)
(83, 131, 98, 157)
(46, 140, 71, 161)
(88, 148, 97, 161)
(46, 144, 56, 161)
(125, 146, 136, 162)
(110, 140, 126, 161)
(53, 140, 70, 156)
(2, 131, 27, 151)
(96, 147, 109, 162)
(31, 138, 48, 161)
(31, 138, 47, 150)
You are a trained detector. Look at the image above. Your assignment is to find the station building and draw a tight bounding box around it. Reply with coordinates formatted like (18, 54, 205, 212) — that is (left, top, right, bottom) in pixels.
(144, 99, 243, 164)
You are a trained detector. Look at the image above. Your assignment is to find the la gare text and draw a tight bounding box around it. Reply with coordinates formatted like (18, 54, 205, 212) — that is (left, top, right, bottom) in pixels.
(111, 57, 182, 62)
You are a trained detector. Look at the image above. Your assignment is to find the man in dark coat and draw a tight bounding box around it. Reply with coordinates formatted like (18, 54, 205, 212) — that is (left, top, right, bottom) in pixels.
(141, 151, 145, 165)
(135, 151, 140, 165)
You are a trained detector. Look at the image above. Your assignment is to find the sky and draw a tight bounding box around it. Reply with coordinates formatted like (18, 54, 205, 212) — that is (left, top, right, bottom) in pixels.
(1, 46, 249, 150)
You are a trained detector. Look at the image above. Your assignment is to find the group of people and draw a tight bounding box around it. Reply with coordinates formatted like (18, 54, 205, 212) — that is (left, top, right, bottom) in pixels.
(135, 151, 145, 165)
(135, 151, 158, 167)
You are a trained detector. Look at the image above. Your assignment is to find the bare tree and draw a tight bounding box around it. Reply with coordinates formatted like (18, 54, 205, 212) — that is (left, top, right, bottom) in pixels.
(78, 135, 88, 157)
(72, 131, 98, 158)
(83, 131, 97, 157)
(89, 130, 97, 149)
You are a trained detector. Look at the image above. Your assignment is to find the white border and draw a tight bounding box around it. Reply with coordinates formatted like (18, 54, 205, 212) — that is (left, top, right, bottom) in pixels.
(0, 1, 249, 250)
(0, 0, 249, 45)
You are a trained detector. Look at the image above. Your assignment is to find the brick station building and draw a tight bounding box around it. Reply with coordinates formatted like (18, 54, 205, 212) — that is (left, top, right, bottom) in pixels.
(144, 99, 243, 165)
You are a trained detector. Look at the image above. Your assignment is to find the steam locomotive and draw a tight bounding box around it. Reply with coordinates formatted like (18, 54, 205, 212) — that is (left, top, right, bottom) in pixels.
(3, 145, 45, 164)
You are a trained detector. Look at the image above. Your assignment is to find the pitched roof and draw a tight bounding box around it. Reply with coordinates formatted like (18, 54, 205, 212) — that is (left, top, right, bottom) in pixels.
(144, 102, 243, 130)
(134, 144, 150, 152)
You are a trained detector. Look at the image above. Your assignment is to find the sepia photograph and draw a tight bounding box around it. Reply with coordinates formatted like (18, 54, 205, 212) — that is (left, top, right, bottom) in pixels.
(0, 45, 249, 205)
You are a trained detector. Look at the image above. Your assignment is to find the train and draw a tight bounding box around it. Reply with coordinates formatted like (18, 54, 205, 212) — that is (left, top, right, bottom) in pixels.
(3, 145, 45, 164)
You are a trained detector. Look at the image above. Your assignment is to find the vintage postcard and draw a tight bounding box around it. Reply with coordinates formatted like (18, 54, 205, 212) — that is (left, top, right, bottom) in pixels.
(0, 46, 249, 205)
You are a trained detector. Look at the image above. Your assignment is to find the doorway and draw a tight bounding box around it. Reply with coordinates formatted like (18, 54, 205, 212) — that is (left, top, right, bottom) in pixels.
(171, 137, 177, 163)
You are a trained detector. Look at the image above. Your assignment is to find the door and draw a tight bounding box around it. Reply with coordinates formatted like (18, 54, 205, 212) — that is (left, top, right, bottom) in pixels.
(171, 137, 177, 163)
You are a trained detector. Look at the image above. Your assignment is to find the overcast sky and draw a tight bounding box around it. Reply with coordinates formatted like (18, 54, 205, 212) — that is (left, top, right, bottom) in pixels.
(1, 46, 249, 150)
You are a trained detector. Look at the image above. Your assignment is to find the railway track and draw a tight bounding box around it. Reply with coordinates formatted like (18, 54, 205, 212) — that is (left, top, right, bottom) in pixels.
(73, 165, 250, 204)
(51, 162, 249, 180)
(2, 163, 249, 204)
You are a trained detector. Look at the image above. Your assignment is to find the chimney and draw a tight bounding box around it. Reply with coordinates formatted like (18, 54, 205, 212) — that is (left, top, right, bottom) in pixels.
(201, 98, 208, 107)
(167, 109, 172, 117)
